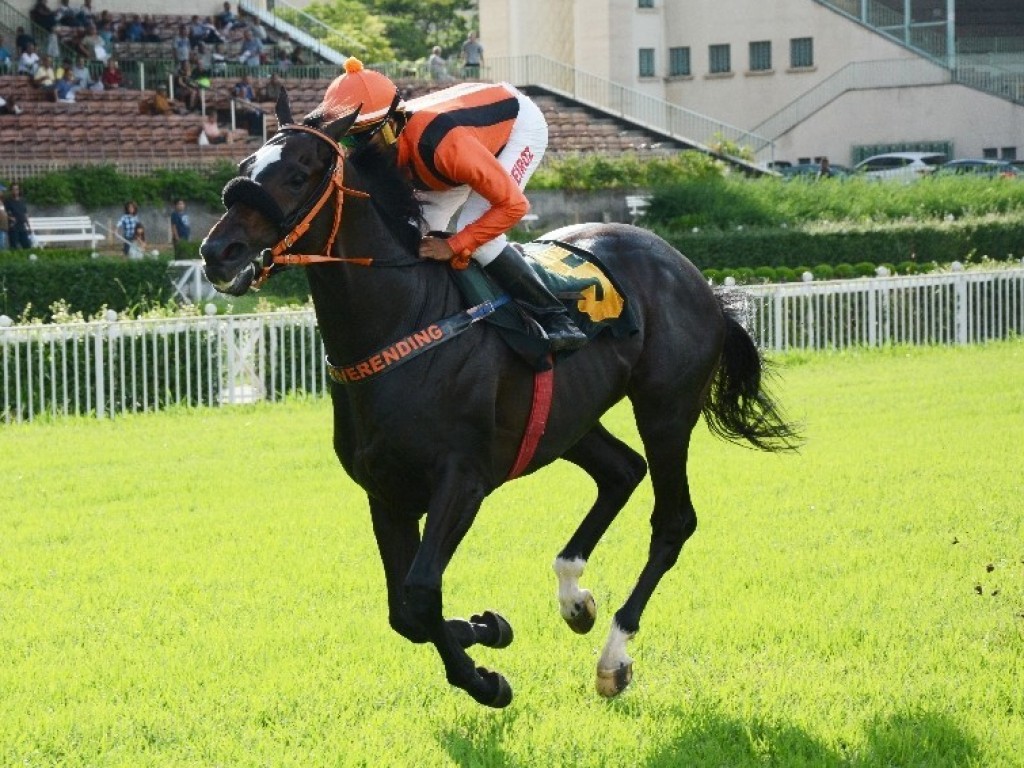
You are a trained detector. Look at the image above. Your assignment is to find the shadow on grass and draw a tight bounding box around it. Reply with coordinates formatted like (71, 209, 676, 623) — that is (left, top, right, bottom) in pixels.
(438, 705, 978, 767)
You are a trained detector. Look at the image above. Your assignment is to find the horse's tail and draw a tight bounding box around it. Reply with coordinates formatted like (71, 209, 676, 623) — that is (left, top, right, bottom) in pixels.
(701, 290, 803, 452)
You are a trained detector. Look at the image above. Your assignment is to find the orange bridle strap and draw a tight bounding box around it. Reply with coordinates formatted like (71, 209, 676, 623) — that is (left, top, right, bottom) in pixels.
(254, 124, 373, 288)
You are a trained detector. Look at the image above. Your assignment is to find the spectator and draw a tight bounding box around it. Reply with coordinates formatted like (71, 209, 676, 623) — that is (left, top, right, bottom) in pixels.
(32, 54, 57, 96)
(188, 15, 207, 46)
(192, 44, 213, 82)
(233, 74, 264, 135)
(140, 83, 177, 115)
(54, 0, 76, 27)
(237, 28, 262, 67)
(259, 72, 283, 103)
(29, 0, 57, 35)
(250, 18, 271, 44)
(174, 61, 201, 112)
(97, 19, 115, 49)
(15, 26, 36, 55)
(0, 92, 23, 115)
(199, 110, 229, 144)
(0, 36, 13, 73)
(170, 198, 191, 258)
(122, 14, 144, 43)
(274, 46, 291, 75)
(173, 24, 191, 66)
(5, 183, 33, 250)
(216, 2, 239, 33)
(75, 0, 95, 30)
(127, 223, 149, 259)
(17, 42, 41, 75)
(77, 23, 109, 62)
(100, 58, 122, 89)
(0, 201, 7, 250)
(141, 16, 162, 44)
(428, 46, 452, 82)
(817, 157, 834, 179)
(70, 56, 94, 89)
(461, 30, 483, 78)
(54, 67, 78, 102)
(117, 201, 140, 255)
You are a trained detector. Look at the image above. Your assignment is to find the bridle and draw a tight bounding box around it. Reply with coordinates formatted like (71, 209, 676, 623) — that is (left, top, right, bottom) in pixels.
(246, 123, 373, 289)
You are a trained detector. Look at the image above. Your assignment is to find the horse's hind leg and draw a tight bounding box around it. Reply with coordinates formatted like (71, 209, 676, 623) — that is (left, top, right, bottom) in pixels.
(556, 424, 648, 634)
(595, 399, 701, 698)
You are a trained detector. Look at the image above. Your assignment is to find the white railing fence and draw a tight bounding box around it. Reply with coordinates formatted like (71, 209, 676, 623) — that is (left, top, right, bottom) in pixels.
(1, 311, 326, 424)
(2, 268, 1022, 423)
(742, 267, 1024, 351)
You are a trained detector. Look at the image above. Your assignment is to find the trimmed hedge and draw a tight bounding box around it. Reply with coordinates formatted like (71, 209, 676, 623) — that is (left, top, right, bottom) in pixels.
(0, 250, 312, 320)
(655, 215, 1024, 270)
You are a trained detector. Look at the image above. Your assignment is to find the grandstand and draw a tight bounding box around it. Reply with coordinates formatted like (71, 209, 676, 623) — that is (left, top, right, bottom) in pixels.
(0, 4, 699, 183)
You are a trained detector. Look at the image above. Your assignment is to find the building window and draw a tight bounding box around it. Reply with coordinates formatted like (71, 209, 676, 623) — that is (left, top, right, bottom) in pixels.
(639, 48, 655, 77)
(790, 37, 814, 68)
(749, 40, 772, 71)
(709, 44, 731, 74)
(669, 46, 691, 76)
(638, 0, 654, 7)
(982, 147, 999, 158)
(1001, 147, 1017, 160)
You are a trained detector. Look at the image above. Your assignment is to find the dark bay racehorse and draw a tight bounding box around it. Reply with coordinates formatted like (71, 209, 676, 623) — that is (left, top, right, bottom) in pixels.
(200, 92, 799, 708)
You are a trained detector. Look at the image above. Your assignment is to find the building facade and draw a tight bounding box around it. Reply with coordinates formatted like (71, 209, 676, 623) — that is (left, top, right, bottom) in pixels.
(480, 0, 1024, 166)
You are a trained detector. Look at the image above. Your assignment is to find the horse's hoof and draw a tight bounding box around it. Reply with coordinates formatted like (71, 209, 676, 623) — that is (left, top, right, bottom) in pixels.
(595, 661, 633, 698)
(471, 610, 514, 649)
(564, 590, 597, 635)
(474, 666, 513, 708)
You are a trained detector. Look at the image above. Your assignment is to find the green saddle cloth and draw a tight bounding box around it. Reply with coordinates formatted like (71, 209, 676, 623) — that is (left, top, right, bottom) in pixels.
(452, 240, 639, 369)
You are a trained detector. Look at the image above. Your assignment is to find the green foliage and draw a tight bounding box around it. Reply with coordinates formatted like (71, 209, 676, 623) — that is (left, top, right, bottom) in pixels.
(645, 173, 1024, 231)
(662, 215, 1024, 270)
(12, 163, 238, 209)
(364, 0, 474, 59)
(528, 152, 724, 191)
(0, 254, 174, 319)
(280, 0, 395, 61)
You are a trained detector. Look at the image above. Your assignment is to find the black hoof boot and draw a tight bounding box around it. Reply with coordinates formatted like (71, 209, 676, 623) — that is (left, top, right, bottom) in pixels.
(471, 610, 514, 648)
(473, 667, 513, 708)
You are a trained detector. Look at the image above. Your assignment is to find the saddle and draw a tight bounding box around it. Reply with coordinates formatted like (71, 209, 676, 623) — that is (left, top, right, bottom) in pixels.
(453, 240, 639, 370)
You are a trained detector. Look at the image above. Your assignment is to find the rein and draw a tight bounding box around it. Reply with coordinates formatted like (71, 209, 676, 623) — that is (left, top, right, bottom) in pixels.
(253, 123, 373, 289)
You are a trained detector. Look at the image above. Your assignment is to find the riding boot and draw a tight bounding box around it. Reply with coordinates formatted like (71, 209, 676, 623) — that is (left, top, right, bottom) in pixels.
(483, 244, 588, 352)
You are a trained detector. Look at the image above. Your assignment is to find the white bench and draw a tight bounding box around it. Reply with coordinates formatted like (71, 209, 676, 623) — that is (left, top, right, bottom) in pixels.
(625, 194, 651, 223)
(27, 216, 104, 248)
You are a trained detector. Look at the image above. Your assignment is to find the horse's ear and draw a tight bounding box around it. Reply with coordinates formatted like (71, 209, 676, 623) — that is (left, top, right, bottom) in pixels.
(322, 109, 361, 144)
(275, 88, 293, 126)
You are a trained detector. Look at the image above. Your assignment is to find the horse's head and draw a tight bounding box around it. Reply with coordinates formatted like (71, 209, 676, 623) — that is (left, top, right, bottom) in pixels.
(200, 89, 361, 295)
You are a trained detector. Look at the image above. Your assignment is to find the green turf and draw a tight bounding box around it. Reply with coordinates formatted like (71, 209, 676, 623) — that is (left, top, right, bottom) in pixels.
(1, 341, 1021, 767)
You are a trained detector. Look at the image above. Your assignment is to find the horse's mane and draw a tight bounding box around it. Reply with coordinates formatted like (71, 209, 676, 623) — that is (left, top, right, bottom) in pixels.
(304, 115, 423, 255)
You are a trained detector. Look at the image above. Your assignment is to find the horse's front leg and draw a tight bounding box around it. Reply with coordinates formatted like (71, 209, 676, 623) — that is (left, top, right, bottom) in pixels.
(369, 498, 429, 644)
(403, 468, 513, 708)
(371, 499, 513, 651)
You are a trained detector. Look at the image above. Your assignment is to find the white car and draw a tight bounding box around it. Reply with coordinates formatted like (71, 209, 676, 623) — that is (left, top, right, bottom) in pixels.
(854, 152, 947, 181)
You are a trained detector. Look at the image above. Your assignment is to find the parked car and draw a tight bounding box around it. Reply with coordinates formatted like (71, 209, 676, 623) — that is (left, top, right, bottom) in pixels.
(937, 159, 1020, 178)
(854, 152, 946, 181)
(778, 162, 852, 179)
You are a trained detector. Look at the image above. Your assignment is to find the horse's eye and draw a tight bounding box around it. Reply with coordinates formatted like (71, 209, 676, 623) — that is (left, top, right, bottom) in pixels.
(287, 173, 307, 189)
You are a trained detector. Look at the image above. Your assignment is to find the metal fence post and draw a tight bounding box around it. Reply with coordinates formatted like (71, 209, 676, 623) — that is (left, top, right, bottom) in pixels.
(93, 325, 105, 419)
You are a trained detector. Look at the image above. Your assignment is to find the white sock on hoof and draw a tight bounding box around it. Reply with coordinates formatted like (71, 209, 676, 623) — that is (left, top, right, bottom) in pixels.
(598, 620, 634, 672)
(552, 556, 587, 619)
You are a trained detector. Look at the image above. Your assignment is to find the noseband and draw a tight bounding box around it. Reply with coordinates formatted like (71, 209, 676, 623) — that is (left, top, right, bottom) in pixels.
(229, 123, 373, 289)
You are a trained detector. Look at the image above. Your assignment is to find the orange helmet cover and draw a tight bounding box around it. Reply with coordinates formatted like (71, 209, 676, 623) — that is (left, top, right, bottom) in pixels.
(320, 57, 400, 130)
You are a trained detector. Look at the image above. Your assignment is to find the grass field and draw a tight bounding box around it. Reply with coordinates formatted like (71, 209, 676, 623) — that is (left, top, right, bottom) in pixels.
(1, 342, 1022, 767)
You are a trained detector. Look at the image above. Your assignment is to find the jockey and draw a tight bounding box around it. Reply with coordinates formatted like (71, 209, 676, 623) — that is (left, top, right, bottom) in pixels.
(314, 58, 587, 352)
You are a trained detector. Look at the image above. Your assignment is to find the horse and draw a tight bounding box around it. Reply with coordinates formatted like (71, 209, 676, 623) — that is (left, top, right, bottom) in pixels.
(199, 91, 799, 708)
